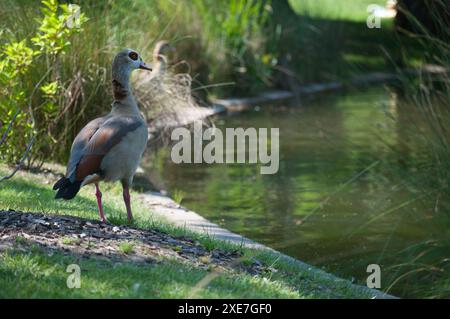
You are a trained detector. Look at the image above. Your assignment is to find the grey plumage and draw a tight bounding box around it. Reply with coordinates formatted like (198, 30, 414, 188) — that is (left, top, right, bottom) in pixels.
(53, 48, 152, 222)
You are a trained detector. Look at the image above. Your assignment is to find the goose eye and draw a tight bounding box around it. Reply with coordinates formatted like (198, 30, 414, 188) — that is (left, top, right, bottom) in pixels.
(129, 52, 138, 61)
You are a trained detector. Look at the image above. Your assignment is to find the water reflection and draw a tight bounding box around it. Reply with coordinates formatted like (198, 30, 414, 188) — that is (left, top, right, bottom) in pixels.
(141, 87, 448, 298)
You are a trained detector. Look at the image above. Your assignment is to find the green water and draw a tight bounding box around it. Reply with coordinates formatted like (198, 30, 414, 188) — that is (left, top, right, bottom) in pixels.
(142, 87, 449, 298)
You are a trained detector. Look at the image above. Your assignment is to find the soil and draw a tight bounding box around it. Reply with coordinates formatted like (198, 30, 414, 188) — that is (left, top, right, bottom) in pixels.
(0, 209, 269, 275)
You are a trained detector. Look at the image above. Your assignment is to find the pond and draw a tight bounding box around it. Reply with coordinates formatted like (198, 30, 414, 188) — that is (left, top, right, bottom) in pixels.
(141, 87, 449, 298)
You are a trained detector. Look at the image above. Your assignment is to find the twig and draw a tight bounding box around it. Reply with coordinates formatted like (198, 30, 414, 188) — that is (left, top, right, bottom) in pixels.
(0, 108, 21, 148)
(0, 136, 36, 182)
(191, 81, 235, 92)
(27, 66, 54, 128)
(1, 64, 53, 169)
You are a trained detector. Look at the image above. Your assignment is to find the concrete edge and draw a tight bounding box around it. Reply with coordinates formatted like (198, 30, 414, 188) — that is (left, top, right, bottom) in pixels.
(136, 191, 397, 299)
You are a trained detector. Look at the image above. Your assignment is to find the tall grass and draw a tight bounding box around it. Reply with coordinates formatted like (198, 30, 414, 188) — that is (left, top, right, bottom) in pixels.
(371, 0, 450, 298)
(0, 0, 274, 164)
(394, 0, 449, 200)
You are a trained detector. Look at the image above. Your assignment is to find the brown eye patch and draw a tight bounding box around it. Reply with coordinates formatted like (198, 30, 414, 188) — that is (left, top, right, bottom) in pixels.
(128, 51, 138, 61)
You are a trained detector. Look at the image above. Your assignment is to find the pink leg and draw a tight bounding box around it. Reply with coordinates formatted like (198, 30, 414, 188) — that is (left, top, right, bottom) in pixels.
(95, 183, 106, 222)
(123, 186, 133, 222)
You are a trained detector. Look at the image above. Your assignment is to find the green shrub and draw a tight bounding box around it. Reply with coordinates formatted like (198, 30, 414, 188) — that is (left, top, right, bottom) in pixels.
(0, 0, 87, 165)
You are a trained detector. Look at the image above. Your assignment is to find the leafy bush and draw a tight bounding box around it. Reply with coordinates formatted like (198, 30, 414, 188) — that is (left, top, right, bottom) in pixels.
(0, 0, 87, 165)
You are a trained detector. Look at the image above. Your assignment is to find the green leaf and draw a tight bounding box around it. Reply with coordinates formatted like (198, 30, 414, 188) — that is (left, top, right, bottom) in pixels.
(40, 81, 58, 97)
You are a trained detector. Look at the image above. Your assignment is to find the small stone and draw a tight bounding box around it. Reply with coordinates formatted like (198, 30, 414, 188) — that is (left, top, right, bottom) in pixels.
(112, 226, 120, 233)
(166, 238, 179, 245)
(80, 233, 87, 238)
(199, 256, 211, 264)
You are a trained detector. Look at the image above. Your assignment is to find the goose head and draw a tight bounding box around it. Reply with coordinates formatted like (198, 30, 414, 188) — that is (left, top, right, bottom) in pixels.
(111, 49, 152, 100)
(112, 49, 152, 81)
(153, 41, 176, 62)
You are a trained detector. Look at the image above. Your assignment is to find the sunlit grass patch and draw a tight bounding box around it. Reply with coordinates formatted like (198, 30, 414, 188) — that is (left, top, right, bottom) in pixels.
(118, 241, 136, 255)
(289, 0, 388, 21)
(0, 247, 303, 298)
(61, 236, 80, 246)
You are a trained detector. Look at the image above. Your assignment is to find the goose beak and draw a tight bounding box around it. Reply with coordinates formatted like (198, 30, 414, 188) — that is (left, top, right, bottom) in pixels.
(139, 61, 152, 71)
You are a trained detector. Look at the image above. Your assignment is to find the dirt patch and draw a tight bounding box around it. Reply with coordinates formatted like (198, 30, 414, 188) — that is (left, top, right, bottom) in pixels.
(0, 210, 266, 274)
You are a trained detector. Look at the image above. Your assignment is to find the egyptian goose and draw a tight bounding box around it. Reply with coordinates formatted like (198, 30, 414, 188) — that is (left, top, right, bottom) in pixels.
(53, 49, 152, 222)
(137, 40, 175, 87)
(151, 40, 175, 77)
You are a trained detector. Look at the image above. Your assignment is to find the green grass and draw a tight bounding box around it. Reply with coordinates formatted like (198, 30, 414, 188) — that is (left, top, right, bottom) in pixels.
(0, 249, 299, 298)
(15, 235, 28, 245)
(172, 189, 186, 205)
(289, 0, 387, 21)
(0, 164, 382, 298)
(118, 241, 135, 255)
(60, 236, 81, 246)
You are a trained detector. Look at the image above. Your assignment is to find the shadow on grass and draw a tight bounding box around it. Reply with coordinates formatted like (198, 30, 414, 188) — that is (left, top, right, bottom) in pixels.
(0, 177, 130, 223)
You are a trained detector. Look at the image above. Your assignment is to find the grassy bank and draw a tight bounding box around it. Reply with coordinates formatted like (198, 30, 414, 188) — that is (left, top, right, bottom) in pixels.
(0, 164, 385, 298)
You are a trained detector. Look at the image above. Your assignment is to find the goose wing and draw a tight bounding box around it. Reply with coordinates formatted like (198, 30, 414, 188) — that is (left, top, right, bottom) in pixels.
(66, 116, 144, 183)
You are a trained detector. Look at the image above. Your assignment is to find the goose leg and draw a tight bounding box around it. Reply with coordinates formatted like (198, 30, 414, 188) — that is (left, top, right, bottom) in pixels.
(123, 185, 133, 222)
(95, 183, 106, 222)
